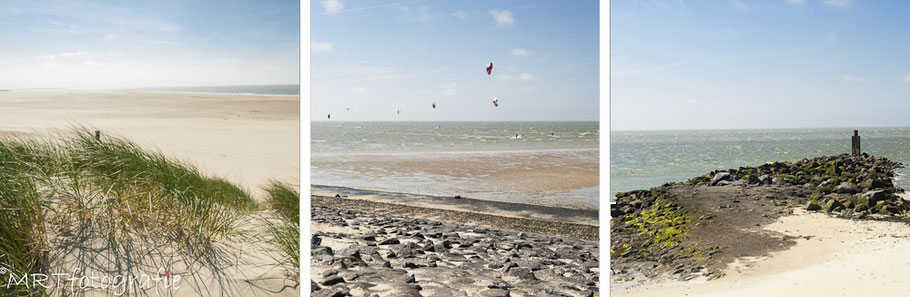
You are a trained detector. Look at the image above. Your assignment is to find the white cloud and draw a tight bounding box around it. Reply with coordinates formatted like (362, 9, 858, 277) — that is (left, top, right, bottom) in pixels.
(840, 74, 863, 81)
(823, 0, 850, 7)
(352, 86, 367, 93)
(453, 10, 468, 20)
(416, 6, 433, 21)
(684, 99, 699, 104)
(48, 20, 96, 34)
(499, 73, 536, 80)
(903, 74, 910, 83)
(510, 48, 529, 56)
(490, 9, 515, 27)
(822, 0, 850, 7)
(323, 0, 344, 14)
(312, 42, 334, 52)
(732, 0, 750, 11)
(441, 82, 456, 96)
(785, 0, 804, 5)
(59, 51, 88, 57)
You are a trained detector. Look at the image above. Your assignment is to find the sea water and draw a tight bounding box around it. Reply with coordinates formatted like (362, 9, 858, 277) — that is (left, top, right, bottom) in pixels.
(127, 84, 299, 95)
(611, 128, 910, 200)
(312, 121, 600, 209)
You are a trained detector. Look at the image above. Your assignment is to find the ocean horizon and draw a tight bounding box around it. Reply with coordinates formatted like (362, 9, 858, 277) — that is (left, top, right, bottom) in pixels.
(0, 84, 300, 95)
(611, 127, 910, 200)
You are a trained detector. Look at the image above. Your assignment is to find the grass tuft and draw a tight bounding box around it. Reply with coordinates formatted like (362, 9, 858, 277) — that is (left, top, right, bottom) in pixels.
(264, 181, 300, 272)
(0, 128, 268, 294)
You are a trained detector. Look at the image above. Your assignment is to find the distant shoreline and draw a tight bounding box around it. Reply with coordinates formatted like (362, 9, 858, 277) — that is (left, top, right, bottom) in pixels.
(0, 84, 300, 96)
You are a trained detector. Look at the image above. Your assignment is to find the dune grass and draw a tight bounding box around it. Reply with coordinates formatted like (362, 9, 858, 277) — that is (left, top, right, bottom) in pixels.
(0, 128, 263, 294)
(0, 141, 49, 297)
(264, 181, 300, 272)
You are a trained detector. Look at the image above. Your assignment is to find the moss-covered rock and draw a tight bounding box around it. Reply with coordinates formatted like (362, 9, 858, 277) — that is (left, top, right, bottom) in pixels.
(806, 200, 822, 211)
(824, 199, 845, 213)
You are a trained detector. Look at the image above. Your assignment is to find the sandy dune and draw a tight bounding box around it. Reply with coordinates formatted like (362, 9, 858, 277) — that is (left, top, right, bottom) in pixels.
(0, 90, 300, 296)
(613, 208, 910, 297)
(0, 90, 299, 199)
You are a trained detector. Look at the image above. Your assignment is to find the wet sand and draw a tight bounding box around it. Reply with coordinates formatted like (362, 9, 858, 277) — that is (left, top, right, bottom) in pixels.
(312, 149, 599, 209)
(312, 186, 598, 238)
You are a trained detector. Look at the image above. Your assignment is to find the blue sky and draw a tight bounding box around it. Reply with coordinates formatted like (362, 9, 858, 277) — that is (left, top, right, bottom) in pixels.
(0, 0, 299, 89)
(310, 0, 599, 121)
(612, 0, 910, 130)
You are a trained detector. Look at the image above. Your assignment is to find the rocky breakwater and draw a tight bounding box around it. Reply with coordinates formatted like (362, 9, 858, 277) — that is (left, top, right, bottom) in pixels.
(610, 153, 906, 284)
(311, 199, 600, 297)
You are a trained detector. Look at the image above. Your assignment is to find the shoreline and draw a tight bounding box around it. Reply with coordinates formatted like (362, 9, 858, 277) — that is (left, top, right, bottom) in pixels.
(311, 185, 599, 240)
(0, 90, 299, 199)
(311, 147, 599, 157)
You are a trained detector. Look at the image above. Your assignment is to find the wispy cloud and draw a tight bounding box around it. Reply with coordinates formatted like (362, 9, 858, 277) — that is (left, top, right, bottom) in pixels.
(902, 74, 910, 83)
(328, 0, 424, 14)
(452, 10, 468, 20)
(323, 0, 343, 14)
(59, 51, 88, 57)
(352, 86, 367, 93)
(510, 48, 529, 56)
(490, 9, 515, 27)
(48, 20, 96, 34)
(441, 82, 456, 96)
(732, 0, 750, 11)
(499, 73, 536, 80)
(413, 5, 434, 21)
(785, 0, 804, 5)
(613, 60, 690, 77)
(840, 74, 864, 81)
(823, 0, 851, 8)
(312, 41, 334, 52)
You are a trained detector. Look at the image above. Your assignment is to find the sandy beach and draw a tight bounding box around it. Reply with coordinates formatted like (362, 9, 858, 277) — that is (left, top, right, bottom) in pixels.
(611, 154, 910, 297)
(0, 90, 299, 296)
(613, 208, 910, 297)
(0, 90, 300, 198)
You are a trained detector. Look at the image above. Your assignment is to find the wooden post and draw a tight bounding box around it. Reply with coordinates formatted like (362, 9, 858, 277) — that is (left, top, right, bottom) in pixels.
(851, 130, 861, 155)
(94, 130, 101, 141)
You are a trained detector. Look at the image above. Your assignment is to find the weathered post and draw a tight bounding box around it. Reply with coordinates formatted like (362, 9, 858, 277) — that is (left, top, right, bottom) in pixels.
(851, 130, 861, 155)
(94, 130, 101, 141)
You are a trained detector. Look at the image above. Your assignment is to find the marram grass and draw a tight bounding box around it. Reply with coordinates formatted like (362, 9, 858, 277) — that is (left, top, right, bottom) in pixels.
(264, 181, 300, 272)
(0, 128, 266, 295)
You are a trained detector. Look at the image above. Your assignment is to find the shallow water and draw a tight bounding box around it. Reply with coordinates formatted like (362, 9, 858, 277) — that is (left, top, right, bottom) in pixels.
(611, 128, 910, 200)
(311, 122, 600, 209)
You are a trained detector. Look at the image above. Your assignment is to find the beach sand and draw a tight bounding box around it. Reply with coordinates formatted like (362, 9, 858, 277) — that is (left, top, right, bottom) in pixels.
(0, 90, 300, 198)
(612, 208, 910, 297)
(0, 91, 299, 296)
